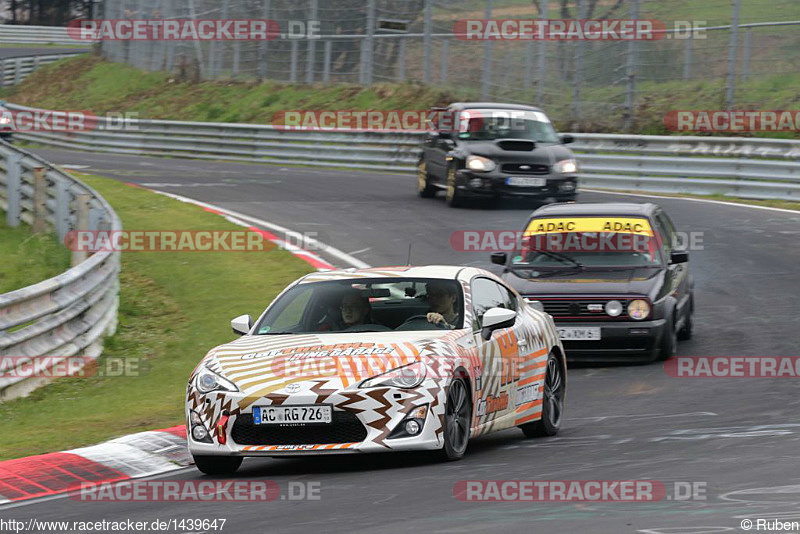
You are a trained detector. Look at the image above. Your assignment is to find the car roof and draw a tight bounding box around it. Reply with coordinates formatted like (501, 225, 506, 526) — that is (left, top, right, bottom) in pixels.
(530, 202, 659, 218)
(297, 265, 480, 284)
(448, 102, 544, 113)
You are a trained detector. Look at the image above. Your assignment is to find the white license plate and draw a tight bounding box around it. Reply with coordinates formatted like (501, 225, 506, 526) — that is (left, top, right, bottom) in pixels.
(507, 176, 547, 187)
(557, 327, 602, 341)
(253, 405, 332, 425)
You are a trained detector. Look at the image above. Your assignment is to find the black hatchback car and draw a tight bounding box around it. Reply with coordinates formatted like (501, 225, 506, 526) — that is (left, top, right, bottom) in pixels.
(491, 202, 694, 362)
(417, 102, 578, 207)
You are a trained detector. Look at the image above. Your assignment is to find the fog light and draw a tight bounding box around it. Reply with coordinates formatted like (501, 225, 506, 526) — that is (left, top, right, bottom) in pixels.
(405, 420, 421, 435)
(560, 181, 576, 191)
(192, 425, 209, 441)
(469, 178, 483, 188)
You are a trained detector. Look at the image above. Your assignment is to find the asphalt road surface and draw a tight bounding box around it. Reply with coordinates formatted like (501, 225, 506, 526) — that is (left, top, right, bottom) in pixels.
(4, 147, 800, 534)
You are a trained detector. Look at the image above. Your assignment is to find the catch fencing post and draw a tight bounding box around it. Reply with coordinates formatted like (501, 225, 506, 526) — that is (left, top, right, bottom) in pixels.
(536, 0, 548, 107)
(481, 0, 493, 100)
(440, 39, 449, 83)
(624, 0, 639, 132)
(323, 40, 332, 82)
(32, 167, 47, 234)
(742, 29, 752, 81)
(395, 37, 406, 82)
(683, 31, 693, 79)
(5, 152, 22, 227)
(306, 0, 318, 83)
(365, 0, 376, 84)
(423, 0, 431, 83)
(290, 40, 298, 83)
(572, 0, 586, 124)
(726, 0, 742, 110)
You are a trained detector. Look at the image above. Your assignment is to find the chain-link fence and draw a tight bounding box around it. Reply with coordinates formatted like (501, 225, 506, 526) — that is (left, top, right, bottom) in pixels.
(97, 0, 800, 131)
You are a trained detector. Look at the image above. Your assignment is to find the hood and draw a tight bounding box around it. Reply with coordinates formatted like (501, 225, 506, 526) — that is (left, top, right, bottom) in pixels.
(457, 140, 574, 165)
(503, 267, 664, 297)
(203, 330, 453, 396)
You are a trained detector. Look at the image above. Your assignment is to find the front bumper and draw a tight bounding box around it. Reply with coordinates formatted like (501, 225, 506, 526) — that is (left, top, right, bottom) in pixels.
(455, 169, 577, 199)
(186, 379, 446, 457)
(557, 318, 667, 361)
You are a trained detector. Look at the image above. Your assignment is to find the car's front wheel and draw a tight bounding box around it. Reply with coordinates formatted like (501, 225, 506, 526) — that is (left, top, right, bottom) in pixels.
(520, 352, 564, 438)
(445, 166, 465, 207)
(193, 454, 243, 475)
(440, 377, 471, 460)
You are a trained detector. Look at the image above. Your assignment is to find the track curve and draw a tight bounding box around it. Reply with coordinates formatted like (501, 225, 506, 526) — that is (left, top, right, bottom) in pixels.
(4, 147, 800, 534)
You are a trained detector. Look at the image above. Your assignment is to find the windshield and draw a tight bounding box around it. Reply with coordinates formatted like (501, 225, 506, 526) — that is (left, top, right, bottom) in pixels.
(456, 109, 559, 143)
(510, 216, 663, 270)
(255, 278, 464, 334)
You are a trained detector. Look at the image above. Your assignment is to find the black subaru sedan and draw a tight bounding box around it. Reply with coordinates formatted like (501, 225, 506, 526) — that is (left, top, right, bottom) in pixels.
(417, 102, 578, 207)
(492, 202, 695, 362)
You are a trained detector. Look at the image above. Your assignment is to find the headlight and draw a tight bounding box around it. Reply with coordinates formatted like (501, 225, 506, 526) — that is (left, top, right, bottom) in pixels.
(360, 362, 427, 389)
(554, 159, 578, 174)
(466, 155, 496, 172)
(605, 300, 623, 317)
(627, 299, 651, 320)
(195, 367, 239, 394)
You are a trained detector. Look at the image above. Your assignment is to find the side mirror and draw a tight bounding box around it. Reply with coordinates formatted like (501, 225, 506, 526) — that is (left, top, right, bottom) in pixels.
(480, 307, 517, 340)
(231, 314, 253, 335)
(491, 252, 508, 266)
(560, 134, 575, 144)
(670, 250, 688, 264)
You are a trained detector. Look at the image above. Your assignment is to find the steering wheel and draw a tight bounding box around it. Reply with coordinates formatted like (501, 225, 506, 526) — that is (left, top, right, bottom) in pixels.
(399, 314, 449, 330)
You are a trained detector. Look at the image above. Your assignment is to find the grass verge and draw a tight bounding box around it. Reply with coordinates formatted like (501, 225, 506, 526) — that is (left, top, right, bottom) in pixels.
(0, 174, 313, 460)
(0, 219, 70, 294)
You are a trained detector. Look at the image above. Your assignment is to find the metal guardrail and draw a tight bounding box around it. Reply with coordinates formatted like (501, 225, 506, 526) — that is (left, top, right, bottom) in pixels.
(0, 52, 86, 87)
(0, 140, 121, 401)
(6, 102, 800, 201)
(0, 25, 90, 46)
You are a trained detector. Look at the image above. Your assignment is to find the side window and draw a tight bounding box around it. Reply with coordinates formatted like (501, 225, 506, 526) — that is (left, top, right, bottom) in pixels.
(470, 278, 506, 330)
(654, 212, 675, 256)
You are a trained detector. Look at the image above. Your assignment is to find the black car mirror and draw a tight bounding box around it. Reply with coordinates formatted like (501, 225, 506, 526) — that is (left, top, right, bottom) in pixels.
(560, 134, 575, 144)
(670, 250, 689, 264)
(491, 252, 508, 265)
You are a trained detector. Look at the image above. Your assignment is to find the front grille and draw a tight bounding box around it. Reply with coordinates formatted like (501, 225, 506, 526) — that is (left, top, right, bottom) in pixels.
(539, 299, 633, 319)
(231, 410, 367, 446)
(502, 163, 550, 175)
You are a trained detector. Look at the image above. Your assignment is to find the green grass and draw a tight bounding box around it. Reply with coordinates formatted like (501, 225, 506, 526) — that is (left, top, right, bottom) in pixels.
(0, 220, 71, 294)
(4, 55, 800, 138)
(0, 174, 313, 460)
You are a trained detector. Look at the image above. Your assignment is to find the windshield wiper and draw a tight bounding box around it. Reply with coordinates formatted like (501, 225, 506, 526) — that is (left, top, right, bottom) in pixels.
(525, 249, 584, 269)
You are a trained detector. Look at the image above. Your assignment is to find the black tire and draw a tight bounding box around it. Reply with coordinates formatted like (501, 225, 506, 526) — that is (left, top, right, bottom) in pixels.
(678, 298, 694, 341)
(657, 313, 678, 361)
(417, 159, 437, 198)
(445, 166, 465, 208)
(192, 455, 243, 475)
(520, 352, 565, 438)
(440, 377, 471, 460)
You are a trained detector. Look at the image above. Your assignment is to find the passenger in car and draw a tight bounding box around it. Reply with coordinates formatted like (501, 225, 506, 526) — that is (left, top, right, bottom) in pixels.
(425, 281, 459, 328)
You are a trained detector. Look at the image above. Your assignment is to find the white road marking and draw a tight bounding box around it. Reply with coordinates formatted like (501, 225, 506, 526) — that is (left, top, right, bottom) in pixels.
(583, 188, 800, 215)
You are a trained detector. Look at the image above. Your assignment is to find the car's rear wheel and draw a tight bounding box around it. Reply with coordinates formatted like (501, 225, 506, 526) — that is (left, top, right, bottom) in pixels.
(440, 377, 471, 460)
(445, 166, 465, 207)
(193, 454, 243, 475)
(417, 159, 437, 198)
(520, 352, 564, 438)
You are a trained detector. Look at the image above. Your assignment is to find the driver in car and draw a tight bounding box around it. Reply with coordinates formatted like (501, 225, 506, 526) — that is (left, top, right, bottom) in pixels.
(340, 291, 372, 328)
(425, 281, 459, 329)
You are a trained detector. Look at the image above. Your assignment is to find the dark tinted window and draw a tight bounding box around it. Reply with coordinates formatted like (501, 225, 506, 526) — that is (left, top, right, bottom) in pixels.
(471, 278, 508, 330)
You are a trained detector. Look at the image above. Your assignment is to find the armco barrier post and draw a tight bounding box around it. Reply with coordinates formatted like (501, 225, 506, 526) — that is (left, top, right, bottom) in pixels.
(5, 152, 22, 226)
(71, 193, 90, 266)
(54, 178, 70, 241)
(32, 166, 47, 233)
